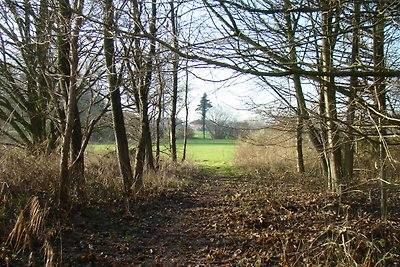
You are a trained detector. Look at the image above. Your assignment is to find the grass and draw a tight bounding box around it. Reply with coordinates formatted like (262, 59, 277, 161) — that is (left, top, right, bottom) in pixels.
(88, 131, 240, 175)
(87, 143, 115, 153)
(177, 131, 236, 171)
(175, 138, 239, 175)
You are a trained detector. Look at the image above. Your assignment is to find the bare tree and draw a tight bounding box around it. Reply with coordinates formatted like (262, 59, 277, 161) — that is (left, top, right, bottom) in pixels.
(169, 0, 179, 162)
(182, 60, 190, 161)
(342, 0, 361, 181)
(0, 0, 59, 151)
(320, 0, 343, 192)
(194, 0, 400, 193)
(122, 0, 158, 192)
(372, 0, 388, 220)
(58, 0, 84, 209)
(104, 0, 133, 213)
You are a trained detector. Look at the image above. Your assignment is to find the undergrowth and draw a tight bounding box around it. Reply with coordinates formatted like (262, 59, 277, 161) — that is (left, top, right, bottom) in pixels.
(232, 130, 400, 266)
(1, 138, 400, 266)
(85, 152, 192, 202)
(0, 147, 192, 265)
(235, 129, 319, 174)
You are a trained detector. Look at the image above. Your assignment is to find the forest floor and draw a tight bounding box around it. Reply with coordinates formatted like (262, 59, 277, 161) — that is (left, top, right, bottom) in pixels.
(3, 169, 400, 266)
(54, 170, 400, 266)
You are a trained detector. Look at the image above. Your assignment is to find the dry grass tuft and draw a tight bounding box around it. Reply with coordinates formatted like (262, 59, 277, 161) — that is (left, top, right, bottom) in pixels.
(0, 147, 58, 245)
(5, 196, 53, 266)
(0, 148, 59, 198)
(0, 148, 57, 265)
(85, 151, 125, 201)
(6, 196, 47, 252)
(142, 160, 195, 195)
(85, 152, 194, 201)
(235, 129, 320, 177)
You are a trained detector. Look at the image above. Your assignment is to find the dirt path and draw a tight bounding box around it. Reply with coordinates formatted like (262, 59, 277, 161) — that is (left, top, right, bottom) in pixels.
(60, 172, 400, 266)
(61, 173, 269, 266)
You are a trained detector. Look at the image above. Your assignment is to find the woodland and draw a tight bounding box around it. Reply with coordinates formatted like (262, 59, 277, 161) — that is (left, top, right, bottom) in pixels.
(1, 0, 400, 266)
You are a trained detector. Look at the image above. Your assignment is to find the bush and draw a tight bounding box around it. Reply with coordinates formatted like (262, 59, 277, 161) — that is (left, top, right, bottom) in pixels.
(176, 126, 194, 139)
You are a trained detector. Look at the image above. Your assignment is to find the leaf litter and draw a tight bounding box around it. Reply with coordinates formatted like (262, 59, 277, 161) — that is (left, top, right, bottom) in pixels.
(3, 172, 400, 266)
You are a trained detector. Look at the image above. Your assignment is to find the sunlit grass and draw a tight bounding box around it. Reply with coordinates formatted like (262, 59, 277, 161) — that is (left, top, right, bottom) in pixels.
(87, 143, 115, 153)
(88, 134, 240, 175)
(175, 138, 240, 175)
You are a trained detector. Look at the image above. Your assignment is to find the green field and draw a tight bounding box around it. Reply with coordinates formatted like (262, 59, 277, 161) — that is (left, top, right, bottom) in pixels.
(89, 136, 238, 173)
(176, 138, 236, 166)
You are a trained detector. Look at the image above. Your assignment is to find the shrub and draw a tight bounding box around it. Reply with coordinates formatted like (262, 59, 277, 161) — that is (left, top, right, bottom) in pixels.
(176, 126, 194, 139)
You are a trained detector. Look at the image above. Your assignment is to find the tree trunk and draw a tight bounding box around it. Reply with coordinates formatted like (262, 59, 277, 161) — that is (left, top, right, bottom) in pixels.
(343, 0, 360, 181)
(57, 0, 73, 209)
(22, 0, 47, 151)
(321, 0, 342, 192)
(318, 83, 330, 180)
(134, 130, 146, 193)
(70, 0, 86, 201)
(143, 106, 155, 170)
(46, 120, 58, 154)
(182, 61, 189, 162)
(169, 0, 179, 162)
(373, 0, 387, 220)
(202, 117, 206, 139)
(133, 82, 155, 190)
(104, 0, 133, 212)
(296, 115, 305, 173)
(71, 103, 85, 200)
(283, 0, 305, 173)
(132, 0, 157, 188)
(36, 0, 51, 150)
(155, 59, 164, 167)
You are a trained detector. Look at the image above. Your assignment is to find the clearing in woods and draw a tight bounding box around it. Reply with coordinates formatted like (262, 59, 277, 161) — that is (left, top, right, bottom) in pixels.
(89, 136, 237, 173)
(8, 138, 399, 265)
